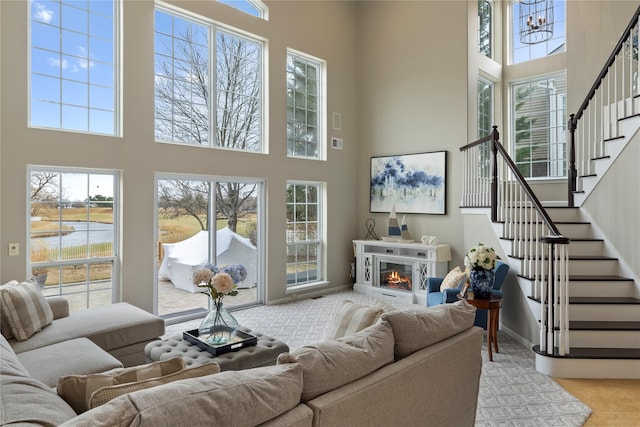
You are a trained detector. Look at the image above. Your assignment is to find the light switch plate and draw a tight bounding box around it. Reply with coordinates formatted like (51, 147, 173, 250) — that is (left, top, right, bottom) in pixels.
(9, 243, 19, 256)
(331, 137, 343, 150)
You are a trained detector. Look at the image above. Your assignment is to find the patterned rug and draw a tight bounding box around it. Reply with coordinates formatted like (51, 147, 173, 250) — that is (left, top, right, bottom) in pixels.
(164, 290, 592, 426)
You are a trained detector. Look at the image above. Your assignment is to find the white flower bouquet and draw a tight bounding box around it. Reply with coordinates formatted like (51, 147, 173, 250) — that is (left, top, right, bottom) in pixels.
(464, 243, 499, 271)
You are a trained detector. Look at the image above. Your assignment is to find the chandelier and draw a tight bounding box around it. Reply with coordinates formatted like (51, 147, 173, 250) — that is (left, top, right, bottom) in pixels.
(519, 0, 554, 45)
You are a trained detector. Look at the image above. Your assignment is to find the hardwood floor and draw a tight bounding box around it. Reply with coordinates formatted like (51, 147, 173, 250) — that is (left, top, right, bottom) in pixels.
(555, 378, 640, 426)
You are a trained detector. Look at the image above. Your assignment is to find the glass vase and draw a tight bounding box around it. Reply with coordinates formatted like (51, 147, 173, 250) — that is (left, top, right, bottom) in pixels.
(469, 267, 495, 299)
(198, 301, 239, 346)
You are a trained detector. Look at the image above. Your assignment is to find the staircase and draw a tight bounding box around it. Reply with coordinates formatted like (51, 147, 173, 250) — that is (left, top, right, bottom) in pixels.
(499, 204, 640, 378)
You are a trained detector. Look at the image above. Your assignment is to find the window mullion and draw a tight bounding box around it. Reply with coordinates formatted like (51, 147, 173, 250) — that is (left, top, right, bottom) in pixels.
(210, 26, 217, 148)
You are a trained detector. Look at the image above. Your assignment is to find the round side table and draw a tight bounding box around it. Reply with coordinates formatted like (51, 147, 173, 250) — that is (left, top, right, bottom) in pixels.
(458, 292, 503, 361)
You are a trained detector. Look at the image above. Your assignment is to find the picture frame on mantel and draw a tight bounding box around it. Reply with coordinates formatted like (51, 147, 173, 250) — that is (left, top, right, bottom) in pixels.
(370, 150, 447, 214)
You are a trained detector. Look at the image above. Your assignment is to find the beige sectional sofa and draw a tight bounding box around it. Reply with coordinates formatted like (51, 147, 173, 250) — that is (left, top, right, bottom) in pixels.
(1, 300, 483, 427)
(3, 296, 165, 387)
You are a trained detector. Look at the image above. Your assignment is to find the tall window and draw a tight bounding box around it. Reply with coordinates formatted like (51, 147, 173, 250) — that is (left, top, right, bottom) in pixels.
(28, 167, 119, 312)
(286, 182, 323, 287)
(217, 0, 267, 19)
(30, 0, 118, 135)
(286, 51, 325, 159)
(511, 0, 565, 64)
(478, 0, 492, 58)
(154, 8, 263, 152)
(512, 72, 566, 178)
(156, 176, 262, 320)
(478, 78, 493, 138)
(478, 78, 494, 177)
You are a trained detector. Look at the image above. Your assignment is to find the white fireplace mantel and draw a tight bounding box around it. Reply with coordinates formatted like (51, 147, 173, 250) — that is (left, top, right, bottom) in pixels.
(352, 239, 452, 305)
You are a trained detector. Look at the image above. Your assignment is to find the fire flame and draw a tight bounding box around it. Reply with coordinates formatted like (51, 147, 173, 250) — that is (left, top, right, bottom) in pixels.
(386, 271, 411, 290)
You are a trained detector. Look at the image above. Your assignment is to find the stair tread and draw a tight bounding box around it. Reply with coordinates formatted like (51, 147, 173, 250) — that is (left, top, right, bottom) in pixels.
(509, 254, 617, 261)
(570, 296, 640, 304)
(499, 237, 603, 242)
(570, 320, 640, 330)
(533, 345, 640, 359)
(519, 274, 634, 282)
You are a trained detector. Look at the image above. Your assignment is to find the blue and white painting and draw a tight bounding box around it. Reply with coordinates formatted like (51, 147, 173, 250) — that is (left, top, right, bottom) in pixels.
(370, 151, 446, 214)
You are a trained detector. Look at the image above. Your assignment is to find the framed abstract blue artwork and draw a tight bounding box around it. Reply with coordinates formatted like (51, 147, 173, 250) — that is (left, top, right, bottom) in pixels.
(370, 151, 447, 214)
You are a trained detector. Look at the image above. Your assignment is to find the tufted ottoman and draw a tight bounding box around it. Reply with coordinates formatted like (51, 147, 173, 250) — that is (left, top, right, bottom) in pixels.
(144, 327, 289, 371)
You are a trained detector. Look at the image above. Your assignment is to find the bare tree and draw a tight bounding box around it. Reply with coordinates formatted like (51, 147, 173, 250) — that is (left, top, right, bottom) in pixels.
(158, 180, 209, 231)
(30, 172, 60, 217)
(154, 20, 260, 232)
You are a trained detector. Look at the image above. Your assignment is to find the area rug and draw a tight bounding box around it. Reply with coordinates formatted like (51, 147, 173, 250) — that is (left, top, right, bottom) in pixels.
(164, 290, 592, 427)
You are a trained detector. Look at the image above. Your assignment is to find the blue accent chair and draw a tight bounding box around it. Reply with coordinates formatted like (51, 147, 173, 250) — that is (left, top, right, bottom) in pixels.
(426, 260, 509, 329)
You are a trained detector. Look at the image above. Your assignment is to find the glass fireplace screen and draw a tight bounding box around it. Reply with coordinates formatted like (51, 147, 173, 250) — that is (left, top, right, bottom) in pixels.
(378, 260, 412, 292)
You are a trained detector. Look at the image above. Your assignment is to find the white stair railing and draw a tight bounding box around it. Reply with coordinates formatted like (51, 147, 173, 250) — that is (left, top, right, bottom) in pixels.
(461, 127, 571, 356)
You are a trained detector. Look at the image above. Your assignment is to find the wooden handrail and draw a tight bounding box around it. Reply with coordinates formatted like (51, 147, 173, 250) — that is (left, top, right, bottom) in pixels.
(460, 126, 563, 237)
(572, 5, 640, 123)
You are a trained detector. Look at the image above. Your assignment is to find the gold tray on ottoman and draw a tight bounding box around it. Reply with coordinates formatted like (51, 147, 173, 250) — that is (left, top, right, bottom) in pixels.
(183, 329, 258, 357)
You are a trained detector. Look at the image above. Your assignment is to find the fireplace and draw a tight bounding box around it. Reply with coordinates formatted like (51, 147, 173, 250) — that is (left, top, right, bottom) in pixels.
(378, 259, 413, 292)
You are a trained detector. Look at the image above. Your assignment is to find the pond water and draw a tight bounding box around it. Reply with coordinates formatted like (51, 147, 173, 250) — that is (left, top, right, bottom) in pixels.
(35, 221, 114, 248)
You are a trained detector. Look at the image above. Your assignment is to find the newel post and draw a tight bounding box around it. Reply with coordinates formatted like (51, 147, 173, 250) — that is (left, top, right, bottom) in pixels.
(491, 126, 499, 222)
(568, 114, 577, 207)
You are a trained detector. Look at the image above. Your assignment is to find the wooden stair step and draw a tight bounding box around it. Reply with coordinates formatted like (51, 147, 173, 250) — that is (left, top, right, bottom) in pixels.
(569, 320, 640, 331)
(533, 345, 640, 359)
(569, 296, 640, 304)
(519, 274, 633, 282)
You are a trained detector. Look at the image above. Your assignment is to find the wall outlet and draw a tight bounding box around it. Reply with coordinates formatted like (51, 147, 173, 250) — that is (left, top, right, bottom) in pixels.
(9, 243, 19, 256)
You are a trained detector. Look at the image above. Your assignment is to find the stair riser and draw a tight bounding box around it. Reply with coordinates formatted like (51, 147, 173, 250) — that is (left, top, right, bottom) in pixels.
(570, 330, 640, 349)
(569, 281, 637, 298)
(567, 260, 619, 275)
(502, 223, 593, 240)
(569, 304, 640, 321)
(514, 259, 619, 275)
(545, 208, 584, 223)
(536, 354, 640, 378)
(556, 223, 594, 239)
(567, 240, 604, 257)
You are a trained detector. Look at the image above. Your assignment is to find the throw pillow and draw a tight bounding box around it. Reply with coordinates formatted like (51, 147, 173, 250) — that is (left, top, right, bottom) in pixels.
(440, 266, 467, 292)
(324, 300, 384, 340)
(57, 357, 187, 414)
(88, 361, 221, 409)
(0, 280, 54, 341)
(382, 301, 477, 360)
(278, 320, 394, 401)
(0, 280, 19, 339)
(61, 364, 303, 427)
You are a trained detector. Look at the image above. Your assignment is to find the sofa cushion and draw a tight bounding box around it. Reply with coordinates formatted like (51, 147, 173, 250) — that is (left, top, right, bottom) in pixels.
(382, 300, 476, 360)
(440, 266, 467, 292)
(0, 334, 76, 426)
(278, 319, 394, 402)
(57, 357, 186, 413)
(17, 337, 123, 388)
(61, 363, 304, 427)
(0, 280, 18, 339)
(9, 302, 165, 355)
(325, 300, 384, 340)
(0, 280, 54, 341)
(89, 361, 221, 409)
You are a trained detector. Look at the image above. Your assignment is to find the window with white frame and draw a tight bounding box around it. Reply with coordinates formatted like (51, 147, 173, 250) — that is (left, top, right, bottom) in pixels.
(30, 0, 119, 135)
(28, 167, 119, 312)
(478, 78, 494, 177)
(217, 0, 267, 19)
(286, 51, 325, 159)
(286, 182, 323, 287)
(478, 78, 494, 138)
(154, 8, 263, 152)
(478, 0, 492, 58)
(511, 72, 567, 178)
(511, 0, 565, 64)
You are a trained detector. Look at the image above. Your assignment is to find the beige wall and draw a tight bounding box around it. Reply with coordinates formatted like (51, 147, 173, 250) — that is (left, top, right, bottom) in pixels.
(357, 0, 470, 268)
(584, 135, 640, 281)
(0, 0, 360, 311)
(1, 0, 636, 319)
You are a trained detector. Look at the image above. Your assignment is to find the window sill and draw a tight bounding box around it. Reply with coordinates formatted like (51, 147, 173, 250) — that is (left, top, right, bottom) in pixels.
(285, 281, 330, 294)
